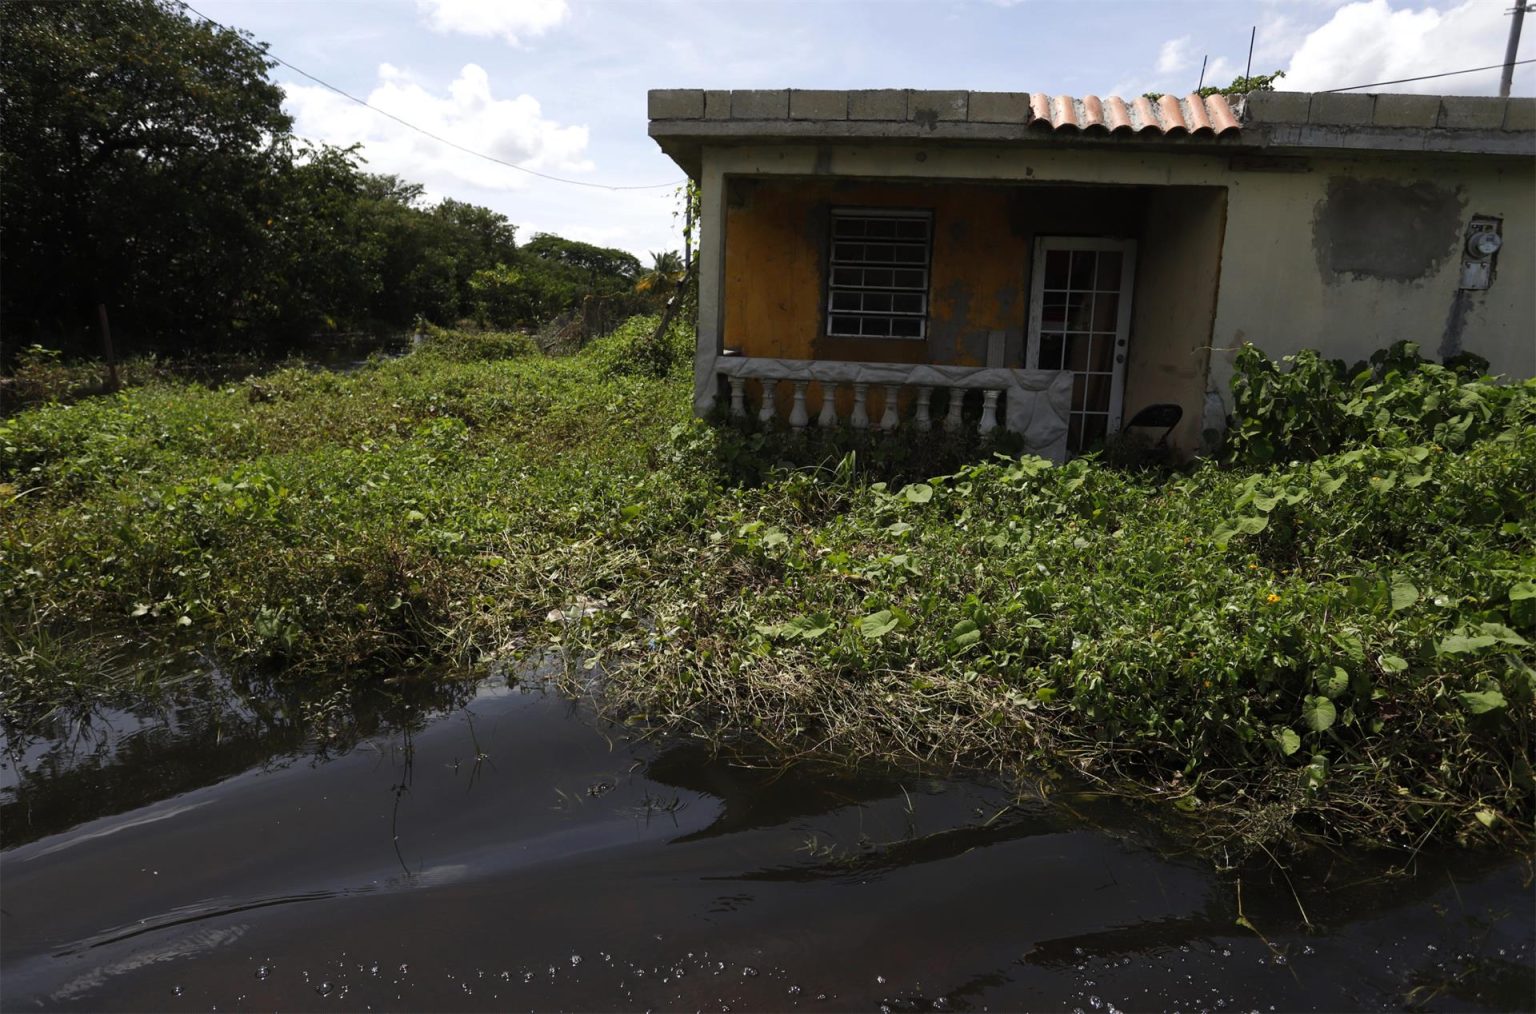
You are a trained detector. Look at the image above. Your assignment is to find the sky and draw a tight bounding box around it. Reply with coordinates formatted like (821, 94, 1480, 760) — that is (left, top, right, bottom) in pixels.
(195, 0, 1536, 261)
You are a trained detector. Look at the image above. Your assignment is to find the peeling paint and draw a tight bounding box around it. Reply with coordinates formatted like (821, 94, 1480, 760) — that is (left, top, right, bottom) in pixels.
(1312, 178, 1464, 284)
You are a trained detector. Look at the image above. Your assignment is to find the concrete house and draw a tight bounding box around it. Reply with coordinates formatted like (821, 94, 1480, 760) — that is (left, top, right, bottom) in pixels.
(648, 88, 1536, 460)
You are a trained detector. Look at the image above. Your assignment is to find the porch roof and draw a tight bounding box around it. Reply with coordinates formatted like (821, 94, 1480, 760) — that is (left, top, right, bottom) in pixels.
(648, 88, 1536, 175)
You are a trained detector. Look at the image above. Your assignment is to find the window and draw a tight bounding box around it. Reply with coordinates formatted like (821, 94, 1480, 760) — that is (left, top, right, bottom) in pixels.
(826, 210, 931, 339)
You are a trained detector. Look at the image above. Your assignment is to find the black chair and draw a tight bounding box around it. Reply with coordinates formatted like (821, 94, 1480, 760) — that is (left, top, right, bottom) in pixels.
(1123, 403, 1182, 448)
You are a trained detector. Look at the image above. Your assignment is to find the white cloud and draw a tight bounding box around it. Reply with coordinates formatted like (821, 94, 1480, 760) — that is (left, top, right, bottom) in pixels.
(1158, 36, 1192, 75)
(1282, 0, 1531, 95)
(282, 63, 592, 194)
(415, 0, 568, 45)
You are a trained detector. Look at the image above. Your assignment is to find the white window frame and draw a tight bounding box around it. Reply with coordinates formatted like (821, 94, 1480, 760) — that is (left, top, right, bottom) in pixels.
(1025, 236, 1138, 441)
(825, 208, 932, 340)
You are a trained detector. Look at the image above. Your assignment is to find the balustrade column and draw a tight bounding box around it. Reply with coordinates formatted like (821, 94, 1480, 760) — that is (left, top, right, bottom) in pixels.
(978, 390, 1000, 435)
(728, 376, 746, 418)
(759, 380, 778, 424)
(914, 387, 933, 431)
(789, 381, 809, 429)
(850, 383, 869, 430)
(817, 383, 837, 427)
(879, 385, 900, 431)
(944, 388, 965, 433)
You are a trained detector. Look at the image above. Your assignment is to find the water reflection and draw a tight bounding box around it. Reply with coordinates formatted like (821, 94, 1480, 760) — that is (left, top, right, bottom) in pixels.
(1, 665, 477, 849)
(0, 666, 1530, 1013)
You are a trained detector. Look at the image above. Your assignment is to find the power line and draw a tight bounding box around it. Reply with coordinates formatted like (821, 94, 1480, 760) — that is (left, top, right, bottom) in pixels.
(1324, 58, 1536, 93)
(180, 2, 685, 192)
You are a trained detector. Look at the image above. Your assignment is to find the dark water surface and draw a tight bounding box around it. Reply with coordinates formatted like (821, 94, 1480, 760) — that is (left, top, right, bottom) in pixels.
(2, 672, 1531, 1012)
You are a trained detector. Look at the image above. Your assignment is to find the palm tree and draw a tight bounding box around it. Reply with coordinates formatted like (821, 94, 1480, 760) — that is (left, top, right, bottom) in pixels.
(635, 250, 685, 295)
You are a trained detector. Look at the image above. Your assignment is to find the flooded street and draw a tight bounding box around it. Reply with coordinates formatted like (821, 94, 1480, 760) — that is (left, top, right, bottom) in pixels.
(2, 671, 1531, 1012)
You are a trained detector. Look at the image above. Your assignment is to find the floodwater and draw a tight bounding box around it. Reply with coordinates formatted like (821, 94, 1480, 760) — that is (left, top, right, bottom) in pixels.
(2, 669, 1531, 1013)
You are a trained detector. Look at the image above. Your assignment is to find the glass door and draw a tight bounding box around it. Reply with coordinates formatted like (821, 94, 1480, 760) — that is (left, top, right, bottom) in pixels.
(1025, 238, 1137, 453)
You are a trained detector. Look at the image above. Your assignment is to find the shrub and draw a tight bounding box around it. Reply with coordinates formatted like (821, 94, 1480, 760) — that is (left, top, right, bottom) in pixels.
(412, 324, 536, 362)
(1226, 340, 1531, 465)
(583, 314, 693, 379)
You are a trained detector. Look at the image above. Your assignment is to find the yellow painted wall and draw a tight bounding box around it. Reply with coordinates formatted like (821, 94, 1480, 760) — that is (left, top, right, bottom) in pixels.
(722, 178, 1142, 367)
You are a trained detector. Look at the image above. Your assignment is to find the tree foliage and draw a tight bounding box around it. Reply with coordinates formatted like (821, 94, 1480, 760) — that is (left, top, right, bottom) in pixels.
(1, 0, 291, 346)
(1, 0, 645, 355)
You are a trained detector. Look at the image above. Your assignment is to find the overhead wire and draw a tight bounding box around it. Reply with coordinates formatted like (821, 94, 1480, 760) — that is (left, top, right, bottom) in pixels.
(1323, 58, 1536, 92)
(180, 1, 686, 192)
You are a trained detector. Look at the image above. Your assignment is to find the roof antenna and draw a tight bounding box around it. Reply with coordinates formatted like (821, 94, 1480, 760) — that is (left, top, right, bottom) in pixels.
(1196, 54, 1208, 91)
(1245, 25, 1256, 82)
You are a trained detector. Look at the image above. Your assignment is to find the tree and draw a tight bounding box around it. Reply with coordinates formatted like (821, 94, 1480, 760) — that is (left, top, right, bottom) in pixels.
(635, 251, 684, 296)
(1, 0, 294, 350)
(521, 234, 641, 294)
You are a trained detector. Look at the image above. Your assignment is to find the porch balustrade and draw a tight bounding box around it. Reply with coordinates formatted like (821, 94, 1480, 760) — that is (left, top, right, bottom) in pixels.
(709, 356, 1074, 462)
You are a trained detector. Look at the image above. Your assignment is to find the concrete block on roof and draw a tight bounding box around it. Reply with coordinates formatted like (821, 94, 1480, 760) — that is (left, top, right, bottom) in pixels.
(908, 90, 968, 122)
(1506, 98, 1536, 132)
(968, 91, 1030, 123)
(648, 89, 703, 120)
(1309, 92, 1373, 126)
(731, 90, 789, 119)
(1372, 93, 1440, 128)
(1439, 96, 1505, 129)
(1242, 90, 1311, 123)
(790, 89, 848, 120)
(848, 89, 907, 120)
(704, 90, 730, 120)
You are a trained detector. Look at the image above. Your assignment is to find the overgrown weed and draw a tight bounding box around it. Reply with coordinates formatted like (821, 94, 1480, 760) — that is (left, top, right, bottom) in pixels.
(2, 331, 1531, 852)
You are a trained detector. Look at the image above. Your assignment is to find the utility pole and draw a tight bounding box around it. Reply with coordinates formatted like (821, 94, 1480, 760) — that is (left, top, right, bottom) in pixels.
(1501, 2, 1531, 98)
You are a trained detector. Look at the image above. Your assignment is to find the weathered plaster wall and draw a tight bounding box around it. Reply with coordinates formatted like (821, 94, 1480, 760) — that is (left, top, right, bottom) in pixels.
(721, 177, 1140, 367)
(695, 143, 1534, 423)
(1211, 158, 1535, 391)
(1125, 187, 1227, 455)
(720, 176, 1145, 422)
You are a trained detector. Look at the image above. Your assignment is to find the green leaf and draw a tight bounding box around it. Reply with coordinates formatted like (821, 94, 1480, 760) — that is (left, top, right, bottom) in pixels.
(787, 613, 832, 640)
(1458, 690, 1507, 715)
(859, 609, 899, 640)
(885, 521, 913, 536)
(1378, 653, 1409, 673)
(902, 483, 934, 504)
(1474, 808, 1500, 828)
(1274, 727, 1302, 756)
(1316, 666, 1349, 699)
(947, 619, 982, 653)
(1235, 515, 1269, 535)
(1301, 695, 1336, 732)
(1389, 578, 1419, 612)
(760, 529, 788, 549)
(1476, 622, 1530, 646)
(1510, 581, 1536, 602)
(1438, 633, 1497, 654)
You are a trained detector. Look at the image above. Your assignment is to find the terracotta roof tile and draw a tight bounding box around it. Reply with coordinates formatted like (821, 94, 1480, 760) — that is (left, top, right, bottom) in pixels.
(1025, 92, 1241, 136)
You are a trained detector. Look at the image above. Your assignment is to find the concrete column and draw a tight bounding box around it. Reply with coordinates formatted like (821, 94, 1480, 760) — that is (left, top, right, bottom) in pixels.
(692, 160, 729, 416)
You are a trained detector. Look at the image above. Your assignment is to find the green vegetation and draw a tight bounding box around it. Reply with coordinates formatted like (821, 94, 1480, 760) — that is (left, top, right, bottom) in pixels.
(1, 0, 652, 357)
(2, 333, 1531, 852)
